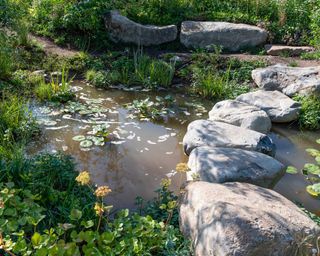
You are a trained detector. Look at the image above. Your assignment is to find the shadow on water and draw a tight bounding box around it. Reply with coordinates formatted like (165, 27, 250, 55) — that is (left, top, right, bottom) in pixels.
(28, 80, 320, 213)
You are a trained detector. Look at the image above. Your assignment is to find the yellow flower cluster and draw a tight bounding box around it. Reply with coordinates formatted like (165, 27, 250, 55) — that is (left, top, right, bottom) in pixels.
(95, 186, 112, 197)
(161, 178, 171, 188)
(176, 163, 189, 173)
(75, 171, 90, 185)
(94, 203, 104, 215)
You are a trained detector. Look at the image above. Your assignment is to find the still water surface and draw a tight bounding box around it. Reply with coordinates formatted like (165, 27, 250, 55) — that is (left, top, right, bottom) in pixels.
(28, 81, 320, 212)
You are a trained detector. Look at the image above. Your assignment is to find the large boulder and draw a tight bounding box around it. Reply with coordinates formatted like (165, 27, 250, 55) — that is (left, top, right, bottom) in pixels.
(236, 90, 301, 123)
(208, 99, 271, 134)
(187, 146, 285, 187)
(265, 44, 314, 57)
(183, 120, 275, 156)
(104, 11, 177, 46)
(180, 181, 320, 256)
(180, 21, 267, 51)
(252, 64, 320, 96)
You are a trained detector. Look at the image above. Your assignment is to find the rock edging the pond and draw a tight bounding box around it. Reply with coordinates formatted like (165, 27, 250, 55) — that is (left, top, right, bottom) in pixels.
(104, 11, 178, 46)
(183, 119, 276, 156)
(208, 99, 272, 134)
(180, 181, 320, 256)
(187, 146, 285, 188)
(180, 68, 319, 255)
(251, 64, 320, 96)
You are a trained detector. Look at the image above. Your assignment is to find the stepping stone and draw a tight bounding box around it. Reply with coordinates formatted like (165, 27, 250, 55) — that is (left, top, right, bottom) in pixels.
(208, 100, 271, 134)
(236, 90, 301, 123)
(180, 181, 320, 256)
(252, 64, 320, 96)
(188, 146, 285, 187)
(183, 120, 275, 156)
(265, 44, 314, 57)
(104, 11, 177, 46)
(180, 21, 267, 51)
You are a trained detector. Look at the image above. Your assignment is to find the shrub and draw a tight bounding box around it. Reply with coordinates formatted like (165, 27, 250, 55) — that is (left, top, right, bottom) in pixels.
(294, 95, 320, 130)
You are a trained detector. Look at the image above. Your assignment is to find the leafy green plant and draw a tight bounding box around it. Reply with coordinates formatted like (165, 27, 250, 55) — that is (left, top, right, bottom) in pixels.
(133, 50, 175, 88)
(294, 95, 320, 130)
(35, 67, 75, 102)
(287, 139, 320, 197)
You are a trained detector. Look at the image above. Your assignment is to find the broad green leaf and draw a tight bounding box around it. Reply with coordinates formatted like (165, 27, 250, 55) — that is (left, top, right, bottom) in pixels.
(31, 232, 42, 246)
(70, 209, 82, 221)
(286, 166, 298, 174)
(304, 163, 320, 175)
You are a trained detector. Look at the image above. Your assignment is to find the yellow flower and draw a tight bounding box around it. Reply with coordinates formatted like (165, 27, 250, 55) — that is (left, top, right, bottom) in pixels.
(75, 171, 90, 185)
(176, 163, 189, 173)
(161, 178, 171, 188)
(94, 202, 104, 215)
(94, 186, 112, 197)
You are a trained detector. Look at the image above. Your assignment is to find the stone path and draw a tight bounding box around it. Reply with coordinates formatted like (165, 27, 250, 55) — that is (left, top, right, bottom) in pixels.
(180, 53, 320, 255)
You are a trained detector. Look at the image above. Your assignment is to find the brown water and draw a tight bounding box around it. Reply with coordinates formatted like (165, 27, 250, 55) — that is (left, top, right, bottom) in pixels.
(28, 81, 320, 212)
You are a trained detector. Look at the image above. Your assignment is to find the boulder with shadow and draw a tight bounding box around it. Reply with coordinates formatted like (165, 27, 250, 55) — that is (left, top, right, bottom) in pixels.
(208, 99, 272, 134)
(180, 181, 320, 256)
(251, 64, 320, 96)
(104, 11, 177, 46)
(180, 21, 267, 51)
(236, 90, 301, 122)
(183, 120, 275, 156)
(187, 146, 285, 187)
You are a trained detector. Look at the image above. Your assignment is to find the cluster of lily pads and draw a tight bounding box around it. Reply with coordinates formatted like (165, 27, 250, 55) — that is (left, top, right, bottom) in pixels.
(287, 139, 320, 197)
(72, 124, 110, 148)
(125, 95, 207, 121)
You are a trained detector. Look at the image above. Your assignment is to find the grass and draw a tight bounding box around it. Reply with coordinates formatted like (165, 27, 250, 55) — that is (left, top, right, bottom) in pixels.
(0, 32, 14, 80)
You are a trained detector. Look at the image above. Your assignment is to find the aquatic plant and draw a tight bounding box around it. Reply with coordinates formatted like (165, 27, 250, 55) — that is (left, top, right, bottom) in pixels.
(133, 50, 175, 88)
(287, 139, 320, 197)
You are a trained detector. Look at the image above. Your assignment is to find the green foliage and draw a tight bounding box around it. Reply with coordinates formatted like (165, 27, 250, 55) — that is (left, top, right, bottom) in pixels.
(310, 1, 320, 48)
(0, 165, 190, 255)
(0, 95, 37, 159)
(85, 69, 110, 88)
(294, 95, 320, 130)
(0, 32, 14, 80)
(35, 67, 75, 102)
(133, 50, 176, 88)
(287, 139, 320, 198)
(26, 0, 317, 48)
(0, 153, 96, 227)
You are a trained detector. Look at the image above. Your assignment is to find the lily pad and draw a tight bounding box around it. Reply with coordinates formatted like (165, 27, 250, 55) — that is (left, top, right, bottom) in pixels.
(72, 135, 86, 141)
(306, 183, 320, 197)
(286, 166, 298, 174)
(80, 140, 93, 148)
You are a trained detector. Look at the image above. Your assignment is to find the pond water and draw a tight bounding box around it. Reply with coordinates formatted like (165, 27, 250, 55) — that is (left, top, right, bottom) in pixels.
(28, 81, 320, 213)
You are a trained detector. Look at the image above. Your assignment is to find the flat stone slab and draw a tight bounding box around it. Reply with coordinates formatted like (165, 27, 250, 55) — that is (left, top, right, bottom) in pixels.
(104, 11, 177, 46)
(180, 181, 320, 256)
(183, 120, 275, 156)
(236, 90, 301, 123)
(188, 146, 285, 187)
(265, 44, 314, 56)
(180, 21, 267, 51)
(208, 100, 271, 134)
(252, 64, 320, 96)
